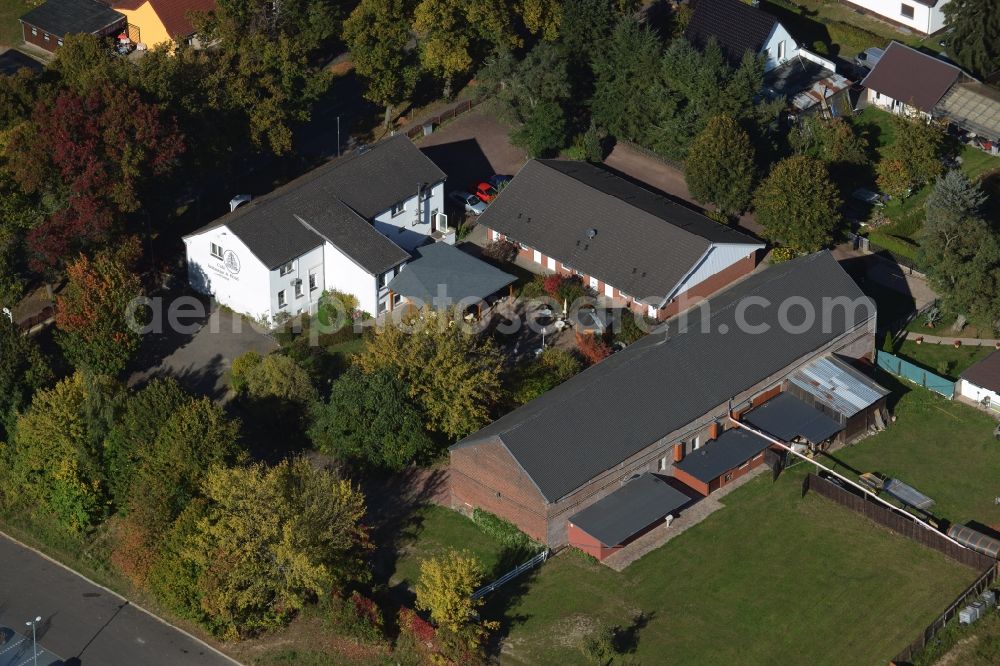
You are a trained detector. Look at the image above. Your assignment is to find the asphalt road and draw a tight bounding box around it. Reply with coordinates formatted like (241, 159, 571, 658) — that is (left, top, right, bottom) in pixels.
(0, 535, 239, 666)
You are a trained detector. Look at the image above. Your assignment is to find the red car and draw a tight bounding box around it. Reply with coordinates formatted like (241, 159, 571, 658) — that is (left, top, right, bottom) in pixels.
(473, 181, 499, 203)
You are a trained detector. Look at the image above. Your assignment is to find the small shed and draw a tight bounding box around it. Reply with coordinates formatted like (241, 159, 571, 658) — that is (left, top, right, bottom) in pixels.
(672, 428, 773, 496)
(567, 473, 692, 560)
(19, 0, 126, 53)
(958, 350, 1000, 409)
(385, 242, 515, 317)
(786, 355, 890, 443)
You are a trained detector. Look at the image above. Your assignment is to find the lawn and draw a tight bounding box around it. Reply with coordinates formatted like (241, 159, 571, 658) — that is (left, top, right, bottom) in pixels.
(892, 340, 994, 380)
(0, 0, 32, 48)
(831, 384, 1000, 527)
(390, 504, 513, 590)
(397, 471, 978, 665)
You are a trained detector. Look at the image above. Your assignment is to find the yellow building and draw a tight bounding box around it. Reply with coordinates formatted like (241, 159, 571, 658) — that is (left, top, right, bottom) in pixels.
(113, 0, 215, 48)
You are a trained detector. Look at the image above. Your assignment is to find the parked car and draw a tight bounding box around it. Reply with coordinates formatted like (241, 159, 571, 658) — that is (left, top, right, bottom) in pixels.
(473, 181, 499, 203)
(449, 190, 488, 215)
(488, 174, 512, 190)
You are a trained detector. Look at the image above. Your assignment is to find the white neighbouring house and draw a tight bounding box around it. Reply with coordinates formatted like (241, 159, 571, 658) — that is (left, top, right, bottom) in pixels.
(861, 41, 964, 119)
(183, 135, 449, 323)
(685, 0, 800, 72)
(957, 350, 1000, 411)
(839, 0, 950, 35)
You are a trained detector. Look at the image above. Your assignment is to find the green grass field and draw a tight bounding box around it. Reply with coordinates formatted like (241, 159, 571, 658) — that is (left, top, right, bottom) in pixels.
(892, 340, 994, 380)
(0, 0, 32, 47)
(831, 384, 1000, 527)
(393, 471, 978, 665)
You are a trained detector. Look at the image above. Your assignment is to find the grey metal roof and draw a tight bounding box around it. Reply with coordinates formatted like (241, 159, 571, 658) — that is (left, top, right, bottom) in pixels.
(478, 159, 761, 304)
(936, 82, 1000, 141)
(19, 0, 124, 36)
(673, 428, 771, 484)
(185, 135, 442, 270)
(385, 243, 515, 304)
(568, 473, 692, 547)
(685, 0, 780, 67)
(452, 251, 873, 502)
(742, 392, 844, 444)
(789, 356, 889, 417)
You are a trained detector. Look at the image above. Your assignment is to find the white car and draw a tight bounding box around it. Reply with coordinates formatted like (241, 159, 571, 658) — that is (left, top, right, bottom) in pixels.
(449, 190, 488, 216)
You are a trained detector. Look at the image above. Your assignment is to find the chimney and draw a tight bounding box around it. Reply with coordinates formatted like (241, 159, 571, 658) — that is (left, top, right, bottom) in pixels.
(708, 422, 719, 442)
(673, 443, 684, 462)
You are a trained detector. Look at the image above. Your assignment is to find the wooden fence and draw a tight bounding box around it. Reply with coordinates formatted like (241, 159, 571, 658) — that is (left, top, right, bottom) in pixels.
(403, 99, 479, 139)
(804, 474, 998, 664)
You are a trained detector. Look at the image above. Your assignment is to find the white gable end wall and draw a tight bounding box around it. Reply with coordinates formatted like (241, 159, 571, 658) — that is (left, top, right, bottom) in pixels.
(843, 0, 947, 34)
(323, 241, 381, 315)
(762, 22, 798, 72)
(269, 244, 325, 318)
(671, 244, 764, 298)
(184, 226, 273, 321)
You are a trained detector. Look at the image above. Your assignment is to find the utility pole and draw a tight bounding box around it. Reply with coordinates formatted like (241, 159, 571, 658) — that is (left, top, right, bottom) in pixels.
(26, 616, 41, 666)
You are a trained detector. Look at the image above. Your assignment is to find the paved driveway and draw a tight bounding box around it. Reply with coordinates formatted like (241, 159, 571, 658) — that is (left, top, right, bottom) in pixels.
(417, 109, 528, 187)
(129, 297, 277, 400)
(0, 535, 238, 666)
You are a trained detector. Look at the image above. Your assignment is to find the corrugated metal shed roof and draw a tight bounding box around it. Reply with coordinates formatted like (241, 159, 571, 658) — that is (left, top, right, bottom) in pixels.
(789, 356, 889, 417)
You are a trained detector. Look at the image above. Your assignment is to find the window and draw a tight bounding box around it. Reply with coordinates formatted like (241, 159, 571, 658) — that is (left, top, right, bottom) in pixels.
(658, 456, 668, 472)
(210, 242, 223, 259)
(277, 290, 287, 308)
(724, 472, 734, 482)
(377, 272, 386, 288)
(777, 40, 786, 60)
(420, 188, 431, 201)
(308, 272, 317, 292)
(43, 33, 50, 41)
(31, 27, 37, 36)
(294, 281, 303, 299)
(391, 201, 405, 217)
(692, 436, 701, 450)
(56, 38, 62, 46)
(900, 3, 914, 18)
(279, 261, 294, 276)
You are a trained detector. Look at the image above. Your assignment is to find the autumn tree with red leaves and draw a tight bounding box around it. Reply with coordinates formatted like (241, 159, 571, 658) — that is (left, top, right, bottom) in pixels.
(575, 332, 612, 366)
(55, 237, 147, 375)
(7, 86, 184, 271)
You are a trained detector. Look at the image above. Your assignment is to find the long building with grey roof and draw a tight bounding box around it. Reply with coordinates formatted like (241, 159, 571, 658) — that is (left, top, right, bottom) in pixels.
(450, 251, 880, 551)
(479, 159, 764, 320)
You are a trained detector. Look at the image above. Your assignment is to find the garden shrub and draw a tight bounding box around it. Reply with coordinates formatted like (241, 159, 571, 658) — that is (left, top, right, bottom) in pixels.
(576, 332, 612, 365)
(472, 508, 540, 551)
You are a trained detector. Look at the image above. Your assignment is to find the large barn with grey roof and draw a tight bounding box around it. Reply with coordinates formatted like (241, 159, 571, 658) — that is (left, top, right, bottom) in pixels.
(479, 159, 764, 321)
(450, 252, 885, 558)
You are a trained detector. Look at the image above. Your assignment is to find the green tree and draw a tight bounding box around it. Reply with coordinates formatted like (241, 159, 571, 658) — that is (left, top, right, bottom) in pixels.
(309, 367, 433, 470)
(879, 116, 948, 195)
(753, 155, 842, 253)
(231, 351, 316, 405)
(876, 158, 913, 200)
(55, 238, 146, 376)
(517, 0, 563, 40)
(944, 0, 1000, 78)
(1, 372, 122, 531)
(415, 549, 497, 656)
(510, 99, 568, 157)
(0, 176, 43, 306)
(179, 459, 370, 638)
(919, 171, 1000, 326)
(591, 17, 663, 143)
(0, 316, 52, 441)
(789, 116, 868, 167)
(508, 348, 582, 405)
(103, 377, 191, 509)
(684, 114, 755, 215)
(356, 309, 504, 439)
(344, 0, 419, 129)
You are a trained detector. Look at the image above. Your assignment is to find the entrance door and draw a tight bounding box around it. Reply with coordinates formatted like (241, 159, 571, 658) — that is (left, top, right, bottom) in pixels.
(430, 209, 438, 233)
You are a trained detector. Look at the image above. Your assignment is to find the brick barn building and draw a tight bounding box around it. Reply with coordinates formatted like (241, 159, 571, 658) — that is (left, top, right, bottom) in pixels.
(450, 252, 880, 555)
(477, 159, 764, 320)
(19, 0, 126, 52)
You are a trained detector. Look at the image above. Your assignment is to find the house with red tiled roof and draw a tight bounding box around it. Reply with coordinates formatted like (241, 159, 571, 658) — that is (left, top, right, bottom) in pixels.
(113, 0, 215, 48)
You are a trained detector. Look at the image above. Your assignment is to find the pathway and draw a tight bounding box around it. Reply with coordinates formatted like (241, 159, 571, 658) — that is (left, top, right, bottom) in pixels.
(602, 466, 769, 571)
(902, 331, 1000, 347)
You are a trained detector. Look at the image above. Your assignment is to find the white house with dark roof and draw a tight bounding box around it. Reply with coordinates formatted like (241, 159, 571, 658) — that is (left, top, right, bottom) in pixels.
(182, 135, 450, 322)
(840, 0, 949, 35)
(685, 0, 799, 72)
(479, 159, 764, 320)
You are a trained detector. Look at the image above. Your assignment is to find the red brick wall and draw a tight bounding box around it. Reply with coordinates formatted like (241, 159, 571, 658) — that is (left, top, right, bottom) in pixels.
(22, 22, 57, 51)
(656, 251, 759, 321)
(566, 524, 617, 560)
(449, 438, 548, 542)
(672, 467, 710, 496)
